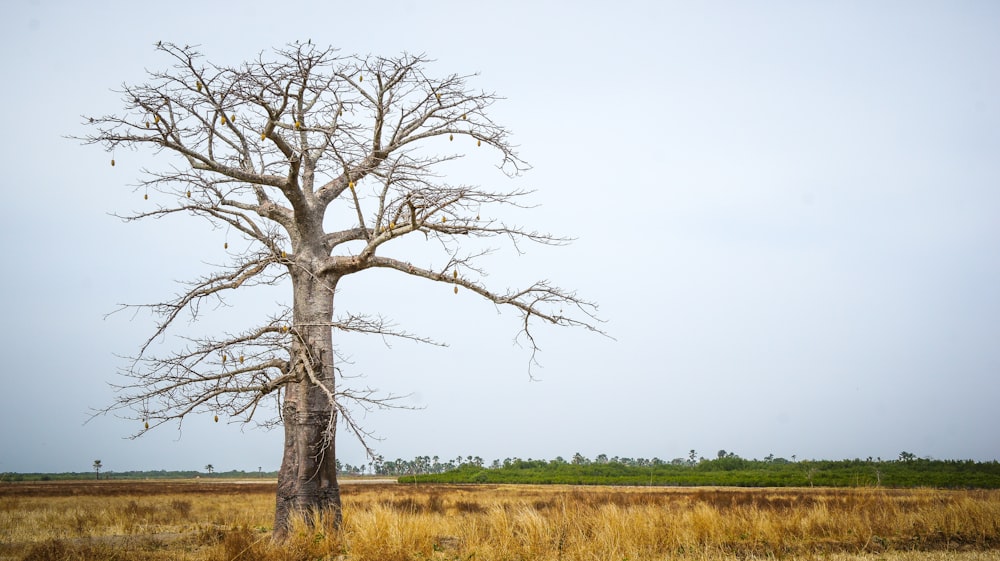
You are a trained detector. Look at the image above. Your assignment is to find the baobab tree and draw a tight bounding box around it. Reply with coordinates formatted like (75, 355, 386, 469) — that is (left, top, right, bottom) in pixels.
(81, 42, 602, 536)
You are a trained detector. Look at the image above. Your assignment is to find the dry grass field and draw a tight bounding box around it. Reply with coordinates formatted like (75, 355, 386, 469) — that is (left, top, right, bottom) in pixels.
(2, 480, 999, 561)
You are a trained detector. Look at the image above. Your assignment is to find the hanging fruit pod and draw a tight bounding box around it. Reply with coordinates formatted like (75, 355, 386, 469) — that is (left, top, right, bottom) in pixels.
(224, 242, 228, 250)
(222, 355, 227, 363)
(358, 74, 363, 82)
(239, 355, 244, 364)
(280, 250, 287, 258)
(144, 193, 148, 200)
(348, 181, 355, 190)
(145, 122, 150, 128)
(230, 114, 236, 123)
(196, 81, 203, 92)
(449, 134, 454, 141)
(454, 286, 458, 294)
(441, 216, 447, 223)
(389, 221, 395, 229)
(186, 190, 191, 198)
(154, 114, 160, 124)
(477, 139, 481, 147)
(214, 415, 219, 423)
(295, 121, 301, 129)
(462, 113, 467, 120)
(144, 421, 149, 429)
(111, 158, 115, 167)
(453, 270, 458, 279)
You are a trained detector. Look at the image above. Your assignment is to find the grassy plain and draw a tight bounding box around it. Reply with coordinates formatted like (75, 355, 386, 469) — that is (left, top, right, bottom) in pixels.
(2, 480, 999, 561)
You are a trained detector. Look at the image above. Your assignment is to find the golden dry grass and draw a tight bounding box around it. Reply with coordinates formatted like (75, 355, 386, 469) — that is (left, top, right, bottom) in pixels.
(1, 481, 999, 561)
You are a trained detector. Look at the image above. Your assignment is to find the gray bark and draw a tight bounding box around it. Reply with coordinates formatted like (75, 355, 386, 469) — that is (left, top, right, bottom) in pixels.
(274, 268, 342, 535)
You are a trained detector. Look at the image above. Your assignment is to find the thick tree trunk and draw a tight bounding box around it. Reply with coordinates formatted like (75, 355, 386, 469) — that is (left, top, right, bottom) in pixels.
(274, 271, 342, 537)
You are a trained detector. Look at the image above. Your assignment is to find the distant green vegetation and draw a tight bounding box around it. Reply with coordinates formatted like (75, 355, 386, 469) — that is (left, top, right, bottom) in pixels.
(7, 452, 999, 488)
(1, 469, 276, 482)
(406, 455, 1000, 488)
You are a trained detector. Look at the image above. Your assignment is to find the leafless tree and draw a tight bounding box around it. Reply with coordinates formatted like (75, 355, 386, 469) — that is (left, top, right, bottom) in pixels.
(80, 42, 603, 536)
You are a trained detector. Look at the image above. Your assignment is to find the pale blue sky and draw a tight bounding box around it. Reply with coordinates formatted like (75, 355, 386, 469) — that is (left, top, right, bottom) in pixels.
(1, 0, 998, 473)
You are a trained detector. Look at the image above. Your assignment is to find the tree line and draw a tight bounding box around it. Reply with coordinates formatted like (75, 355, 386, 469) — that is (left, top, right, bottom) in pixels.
(406, 452, 1000, 488)
(341, 450, 924, 476)
(6, 451, 995, 485)
(2, 468, 275, 482)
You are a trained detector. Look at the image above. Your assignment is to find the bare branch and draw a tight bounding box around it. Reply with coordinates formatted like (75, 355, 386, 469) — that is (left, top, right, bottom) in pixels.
(364, 254, 608, 377)
(107, 250, 287, 355)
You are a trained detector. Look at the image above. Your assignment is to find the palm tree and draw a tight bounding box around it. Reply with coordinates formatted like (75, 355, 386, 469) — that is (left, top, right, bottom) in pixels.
(204, 464, 214, 475)
(92, 460, 102, 480)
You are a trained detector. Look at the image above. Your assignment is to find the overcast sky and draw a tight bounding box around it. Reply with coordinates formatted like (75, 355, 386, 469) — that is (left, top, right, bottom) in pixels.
(1, 1, 998, 474)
